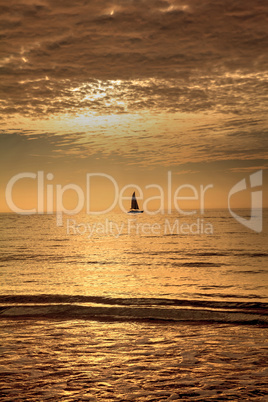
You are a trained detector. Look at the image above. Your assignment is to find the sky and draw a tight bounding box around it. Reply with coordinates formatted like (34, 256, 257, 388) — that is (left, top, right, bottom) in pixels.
(0, 0, 267, 213)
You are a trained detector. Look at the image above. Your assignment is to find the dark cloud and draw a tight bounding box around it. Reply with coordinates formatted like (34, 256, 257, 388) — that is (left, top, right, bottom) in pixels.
(0, 0, 267, 116)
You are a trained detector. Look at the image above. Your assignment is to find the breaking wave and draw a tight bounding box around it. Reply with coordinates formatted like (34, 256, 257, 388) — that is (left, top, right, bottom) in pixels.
(0, 295, 267, 326)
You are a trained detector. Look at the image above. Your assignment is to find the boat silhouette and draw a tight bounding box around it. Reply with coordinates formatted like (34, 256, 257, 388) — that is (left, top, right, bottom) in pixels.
(128, 192, 143, 213)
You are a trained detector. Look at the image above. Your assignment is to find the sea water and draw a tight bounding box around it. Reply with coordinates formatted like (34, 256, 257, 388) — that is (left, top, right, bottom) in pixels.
(0, 210, 267, 400)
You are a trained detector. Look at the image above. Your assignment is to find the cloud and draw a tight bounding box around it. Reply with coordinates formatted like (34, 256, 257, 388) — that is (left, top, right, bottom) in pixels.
(228, 165, 268, 173)
(0, 0, 267, 117)
(1, 111, 267, 173)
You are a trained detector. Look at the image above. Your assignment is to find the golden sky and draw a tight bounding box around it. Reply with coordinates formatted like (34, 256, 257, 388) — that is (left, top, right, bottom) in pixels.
(0, 0, 267, 212)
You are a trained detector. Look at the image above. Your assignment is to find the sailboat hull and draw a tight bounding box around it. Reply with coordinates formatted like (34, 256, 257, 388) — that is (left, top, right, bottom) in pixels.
(128, 210, 144, 213)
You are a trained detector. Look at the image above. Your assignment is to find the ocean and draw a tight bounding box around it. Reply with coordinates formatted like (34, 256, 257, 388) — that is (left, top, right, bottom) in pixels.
(0, 210, 267, 401)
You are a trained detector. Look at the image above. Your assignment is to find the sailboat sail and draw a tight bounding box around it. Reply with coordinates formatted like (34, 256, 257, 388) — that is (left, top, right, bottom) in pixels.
(131, 192, 139, 210)
(128, 191, 143, 213)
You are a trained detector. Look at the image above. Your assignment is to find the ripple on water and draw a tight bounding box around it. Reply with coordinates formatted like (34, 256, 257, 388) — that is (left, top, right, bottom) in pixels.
(0, 319, 267, 401)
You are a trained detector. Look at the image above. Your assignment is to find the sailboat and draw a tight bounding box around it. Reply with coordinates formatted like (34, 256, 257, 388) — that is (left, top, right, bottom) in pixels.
(128, 192, 144, 213)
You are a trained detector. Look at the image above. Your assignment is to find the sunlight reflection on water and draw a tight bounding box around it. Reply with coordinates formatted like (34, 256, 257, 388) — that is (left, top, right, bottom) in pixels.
(0, 319, 267, 401)
(1, 210, 267, 301)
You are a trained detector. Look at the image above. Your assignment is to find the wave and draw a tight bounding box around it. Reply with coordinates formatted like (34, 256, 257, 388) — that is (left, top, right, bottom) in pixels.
(141, 250, 268, 258)
(0, 295, 267, 326)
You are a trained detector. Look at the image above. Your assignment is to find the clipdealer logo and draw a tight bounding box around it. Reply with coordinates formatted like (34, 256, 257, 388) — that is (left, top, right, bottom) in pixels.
(228, 170, 263, 233)
(5, 171, 213, 221)
(5, 170, 263, 233)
